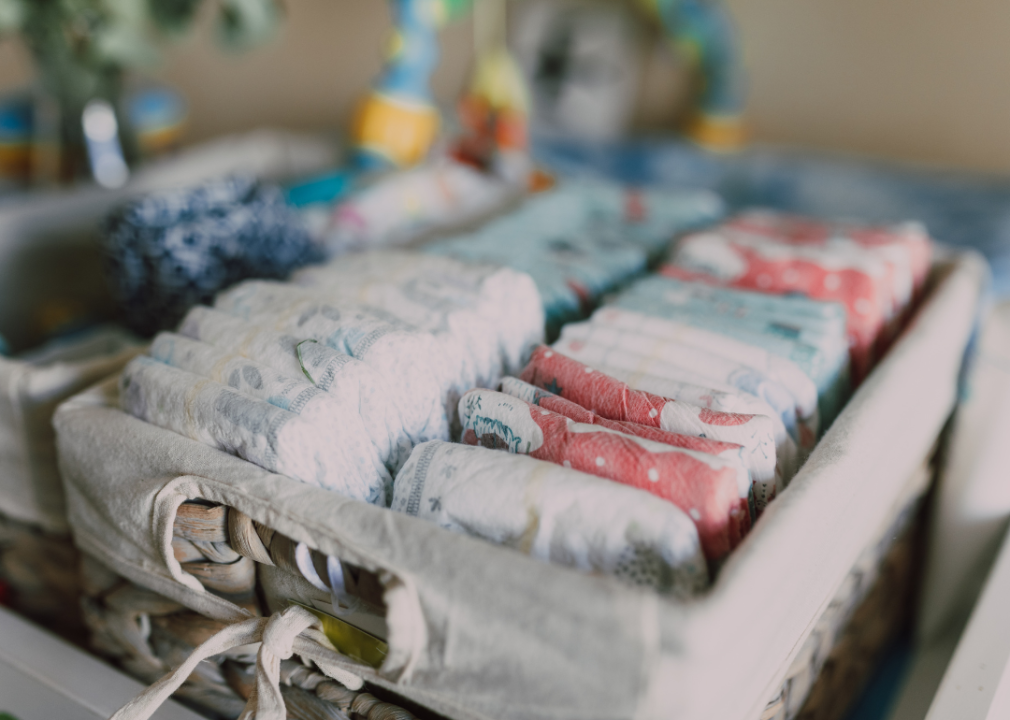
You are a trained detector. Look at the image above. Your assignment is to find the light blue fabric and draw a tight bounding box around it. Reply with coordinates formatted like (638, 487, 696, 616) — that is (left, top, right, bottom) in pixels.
(424, 181, 723, 337)
(615, 275, 847, 339)
(611, 275, 851, 429)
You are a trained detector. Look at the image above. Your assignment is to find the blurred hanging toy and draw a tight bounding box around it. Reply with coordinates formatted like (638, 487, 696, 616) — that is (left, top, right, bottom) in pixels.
(352, 0, 746, 171)
(352, 0, 474, 170)
(453, 48, 529, 171)
(512, 0, 641, 142)
(637, 0, 746, 149)
(452, 0, 533, 183)
(321, 0, 537, 257)
(0, 0, 282, 188)
(0, 91, 31, 190)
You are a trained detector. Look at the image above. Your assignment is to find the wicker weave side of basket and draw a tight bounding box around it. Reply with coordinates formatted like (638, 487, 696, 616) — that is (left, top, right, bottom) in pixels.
(80, 552, 419, 720)
(0, 513, 86, 645)
(169, 502, 387, 614)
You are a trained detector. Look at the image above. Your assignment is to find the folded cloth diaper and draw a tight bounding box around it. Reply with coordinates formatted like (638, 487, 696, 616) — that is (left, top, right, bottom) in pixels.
(558, 320, 809, 448)
(392, 440, 710, 597)
(179, 305, 413, 471)
(220, 276, 484, 428)
(519, 346, 785, 505)
(588, 306, 818, 438)
(119, 356, 388, 504)
(500, 376, 752, 514)
(725, 210, 932, 302)
(577, 362, 772, 416)
(610, 274, 851, 428)
(150, 332, 392, 494)
(427, 214, 645, 336)
(665, 214, 929, 383)
(667, 243, 887, 381)
(291, 251, 545, 380)
(549, 337, 800, 486)
(458, 388, 750, 562)
(624, 274, 850, 360)
(215, 280, 449, 441)
(424, 180, 723, 336)
(724, 211, 934, 363)
(570, 182, 725, 257)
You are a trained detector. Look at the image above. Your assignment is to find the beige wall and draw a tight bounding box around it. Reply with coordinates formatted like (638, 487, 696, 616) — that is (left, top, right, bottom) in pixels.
(1, 0, 1008, 173)
(728, 0, 1010, 172)
(155, 0, 476, 144)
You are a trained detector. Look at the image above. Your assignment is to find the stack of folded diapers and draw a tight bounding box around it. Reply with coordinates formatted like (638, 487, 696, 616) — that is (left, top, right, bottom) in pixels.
(117, 209, 932, 607)
(424, 180, 724, 336)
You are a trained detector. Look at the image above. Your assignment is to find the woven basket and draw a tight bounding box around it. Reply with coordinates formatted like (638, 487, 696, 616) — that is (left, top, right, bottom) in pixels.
(73, 463, 928, 720)
(0, 513, 86, 644)
(54, 252, 986, 720)
(144, 451, 930, 720)
(0, 131, 336, 644)
(80, 554, 422, 720)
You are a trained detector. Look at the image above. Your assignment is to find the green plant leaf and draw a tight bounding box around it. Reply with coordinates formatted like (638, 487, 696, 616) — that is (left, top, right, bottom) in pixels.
(0, 0, 25, 33)
(93, 0, 160, 67)
(148, 0, 203, 35)
(216, 0, 279, 50)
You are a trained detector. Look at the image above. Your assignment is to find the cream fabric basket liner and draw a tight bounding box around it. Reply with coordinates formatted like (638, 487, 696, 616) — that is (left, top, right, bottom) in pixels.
(0, 344, 141, 531)
(54, 252, 987, 720)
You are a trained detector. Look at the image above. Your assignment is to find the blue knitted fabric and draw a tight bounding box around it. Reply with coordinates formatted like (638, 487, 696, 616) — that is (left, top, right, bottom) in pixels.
(104, 176, 324, 336)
